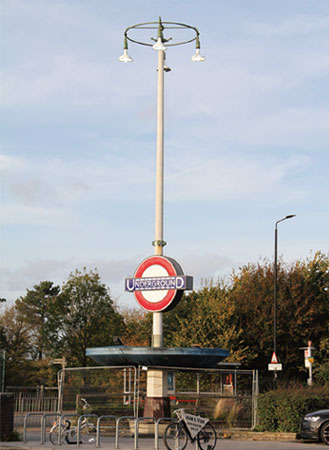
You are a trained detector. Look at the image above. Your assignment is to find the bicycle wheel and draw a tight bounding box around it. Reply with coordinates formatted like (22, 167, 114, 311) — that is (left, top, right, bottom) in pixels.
(164, 423, 188, 450)
(49, 424, 66, 445)
(66, 427, 78, 444)
(197, 423, 217, 450)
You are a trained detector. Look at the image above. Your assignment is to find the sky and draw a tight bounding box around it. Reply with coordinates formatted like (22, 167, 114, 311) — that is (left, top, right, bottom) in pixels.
(1, 0, 328, 310)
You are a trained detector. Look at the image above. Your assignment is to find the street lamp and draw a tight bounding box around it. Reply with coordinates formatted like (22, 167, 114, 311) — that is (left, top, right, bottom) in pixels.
(119, 17, 205, 419)
(119, 17, 205, 348)
(273, 214, 296, 382)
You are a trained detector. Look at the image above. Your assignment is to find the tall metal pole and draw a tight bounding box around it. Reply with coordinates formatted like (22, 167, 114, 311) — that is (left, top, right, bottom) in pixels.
(120, 18, 205, 418)
(153, 47, 165, 348)
(273, 214, 296, 385)
(274, 224, 278, 357)
(273, 222, 279, 385)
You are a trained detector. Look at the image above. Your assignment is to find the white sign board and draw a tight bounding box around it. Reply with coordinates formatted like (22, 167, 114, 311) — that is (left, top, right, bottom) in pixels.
(268, 363, 282, 371)
(176, 411, 209, 439)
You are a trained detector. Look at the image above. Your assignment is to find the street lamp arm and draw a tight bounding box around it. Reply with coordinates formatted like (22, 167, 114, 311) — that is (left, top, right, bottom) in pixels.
(275, 214, 296, 229)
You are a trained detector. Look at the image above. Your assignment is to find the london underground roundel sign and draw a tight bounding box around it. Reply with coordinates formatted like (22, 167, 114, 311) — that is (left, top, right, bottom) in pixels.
(125, 255, 193, 312)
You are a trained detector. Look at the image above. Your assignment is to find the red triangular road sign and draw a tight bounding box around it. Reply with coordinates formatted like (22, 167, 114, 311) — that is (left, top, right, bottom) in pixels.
(271, 352, 278, 364)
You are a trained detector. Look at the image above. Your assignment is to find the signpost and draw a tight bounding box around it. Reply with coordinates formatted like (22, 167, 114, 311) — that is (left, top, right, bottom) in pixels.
(268, 351, 282, 372)
(125, 255, 192, 312)
(300, 340, 314, 386)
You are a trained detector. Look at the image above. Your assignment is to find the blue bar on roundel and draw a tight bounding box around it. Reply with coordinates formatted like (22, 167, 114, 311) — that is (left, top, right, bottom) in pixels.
(125, 275, 193, 292)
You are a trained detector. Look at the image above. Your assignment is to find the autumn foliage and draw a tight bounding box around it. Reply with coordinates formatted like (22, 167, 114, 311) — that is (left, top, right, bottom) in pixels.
(0, 252, 328, 388)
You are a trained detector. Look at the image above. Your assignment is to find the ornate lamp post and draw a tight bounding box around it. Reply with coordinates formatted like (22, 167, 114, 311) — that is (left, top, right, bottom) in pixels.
(273, 214, 296, 384)
(119, 17, 205, 417)
(119, 18, 205, 349)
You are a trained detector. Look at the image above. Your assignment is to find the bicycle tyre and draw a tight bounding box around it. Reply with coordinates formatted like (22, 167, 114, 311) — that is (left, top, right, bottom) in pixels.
(197, 423, 217, 450)
(164, 423, 188, 450)
(66, 427, 79, 444)
(49, 424, 67, 445)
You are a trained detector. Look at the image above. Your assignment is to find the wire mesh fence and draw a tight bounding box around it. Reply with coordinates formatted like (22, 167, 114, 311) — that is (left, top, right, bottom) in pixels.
(11, 365, 258, 430)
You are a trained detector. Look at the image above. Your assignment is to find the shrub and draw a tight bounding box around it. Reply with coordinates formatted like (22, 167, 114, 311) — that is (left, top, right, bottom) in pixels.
(214, 398, 243, 428)
(257, 384, 329, 432)
(2, 430, 22, 441)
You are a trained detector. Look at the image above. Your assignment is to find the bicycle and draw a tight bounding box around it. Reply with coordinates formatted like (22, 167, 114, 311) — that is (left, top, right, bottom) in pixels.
(164, 408, 217, 450)
(49, 398, 96, 445)
(49, 419, 71, 445)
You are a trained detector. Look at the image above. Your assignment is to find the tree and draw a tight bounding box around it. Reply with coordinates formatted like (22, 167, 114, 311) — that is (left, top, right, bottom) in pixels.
(58, 268, 125, 367)
(278, 252, 329, 378)
(0, 306, 34, 385)
(121, 308, 152, 346)
(168, 282, 251, 363)
(228, 261, 274, 371)
(15, 281, 61, 359)
(228, 252, 329, 382)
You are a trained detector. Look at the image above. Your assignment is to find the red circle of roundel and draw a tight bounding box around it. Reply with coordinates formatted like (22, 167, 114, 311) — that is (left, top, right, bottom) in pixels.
(134, 256, 177, 312)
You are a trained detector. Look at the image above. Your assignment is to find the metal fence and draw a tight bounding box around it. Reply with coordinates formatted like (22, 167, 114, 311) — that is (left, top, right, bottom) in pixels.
(15, 394, 58, 413)
(56, 365, 258, 429)
(11, 365, 259, 430)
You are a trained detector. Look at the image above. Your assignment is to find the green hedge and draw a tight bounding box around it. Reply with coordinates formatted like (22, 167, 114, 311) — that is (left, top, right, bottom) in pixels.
(257, 385, 329, 432)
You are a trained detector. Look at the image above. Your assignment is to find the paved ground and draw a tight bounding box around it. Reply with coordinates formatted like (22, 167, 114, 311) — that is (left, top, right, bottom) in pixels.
(1, 435, 328, 450)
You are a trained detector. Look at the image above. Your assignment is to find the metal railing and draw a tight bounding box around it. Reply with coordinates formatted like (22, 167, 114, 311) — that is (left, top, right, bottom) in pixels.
(16, 395, 58, 413)
(23, 412, 178, 448)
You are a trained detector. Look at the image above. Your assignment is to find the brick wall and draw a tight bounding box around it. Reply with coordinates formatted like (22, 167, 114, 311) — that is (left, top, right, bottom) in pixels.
(0, 393, 14, 440)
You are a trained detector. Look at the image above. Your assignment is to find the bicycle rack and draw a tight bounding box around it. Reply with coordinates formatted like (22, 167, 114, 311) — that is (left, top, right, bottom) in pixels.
(23, 412, 207, 449)
(76, 414, 99, 447)
(23, 413, 44, 443)
(155, 417, 176, 450)
(134, 417, 156, 450)
(58, 414, 80, 445)
(115, 416, 135, 449)
(95, 415, 116, 448)
(41, 413, 61, 444)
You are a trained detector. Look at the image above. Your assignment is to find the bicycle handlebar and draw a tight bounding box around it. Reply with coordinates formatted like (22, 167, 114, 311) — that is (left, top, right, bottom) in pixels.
(80, 397, 91, 409)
